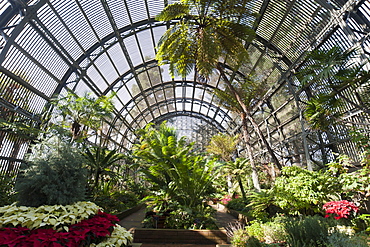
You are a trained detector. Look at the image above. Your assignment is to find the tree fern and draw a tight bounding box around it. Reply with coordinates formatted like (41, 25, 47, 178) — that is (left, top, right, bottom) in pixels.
(155, 0, 255, 78)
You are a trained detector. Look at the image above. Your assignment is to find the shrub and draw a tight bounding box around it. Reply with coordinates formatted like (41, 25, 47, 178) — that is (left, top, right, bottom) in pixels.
(165, 205, 218, 229)
(92, 191, 139, 215)
(262, 219, 286, 243)
(245, 221, 265, 241)
(273, 166, 341, 215)
(323, 200, 359, 220)
(0, 173, 16, 207)
(226, 197, 250, 212)
(327, 231, 369, 247)
(231, 228, 250, 247)
(283, 215, 335, 247)
(15, 135, 87, 207)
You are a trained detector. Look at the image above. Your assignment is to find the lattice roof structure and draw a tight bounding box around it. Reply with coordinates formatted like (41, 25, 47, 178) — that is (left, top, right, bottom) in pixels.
(1, 0, 370, 176)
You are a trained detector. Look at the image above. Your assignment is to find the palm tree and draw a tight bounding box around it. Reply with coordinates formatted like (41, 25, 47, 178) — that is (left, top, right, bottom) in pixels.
(51, 91, 115, 141)
(156, 0, 282, 190)
(83, 146, 125, 191)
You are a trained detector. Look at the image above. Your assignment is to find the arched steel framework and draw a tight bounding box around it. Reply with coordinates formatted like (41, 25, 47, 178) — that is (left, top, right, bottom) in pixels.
(1, 0, 370, 176)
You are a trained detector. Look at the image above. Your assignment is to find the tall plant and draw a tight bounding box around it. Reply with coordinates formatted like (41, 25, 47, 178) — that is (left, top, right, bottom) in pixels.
(206, 133, 249, 198)
(83, 146, 125, 192)
(50, 91, 115, 141)
(156, 1, 281, 191)
(296, 46, 370, 130)
(133, 122, 218, 208)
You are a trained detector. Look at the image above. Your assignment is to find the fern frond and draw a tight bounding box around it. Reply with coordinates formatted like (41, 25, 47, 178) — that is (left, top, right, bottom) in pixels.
(156, 2, 190, 21)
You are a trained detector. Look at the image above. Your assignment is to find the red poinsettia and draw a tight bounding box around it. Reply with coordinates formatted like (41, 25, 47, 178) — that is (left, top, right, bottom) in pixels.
(0, 210, 120, 247)
(323, 200, 359, 220)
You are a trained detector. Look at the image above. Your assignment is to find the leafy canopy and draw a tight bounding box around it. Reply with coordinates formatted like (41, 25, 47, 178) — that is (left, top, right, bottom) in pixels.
(156, 0, 256, 78)
(213, 74, 268, 114)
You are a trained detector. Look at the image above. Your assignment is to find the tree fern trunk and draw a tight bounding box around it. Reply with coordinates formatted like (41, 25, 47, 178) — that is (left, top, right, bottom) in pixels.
(246, 113, 282, 170)
(241, 114, 261, 192)
(217, 64, 282, 171)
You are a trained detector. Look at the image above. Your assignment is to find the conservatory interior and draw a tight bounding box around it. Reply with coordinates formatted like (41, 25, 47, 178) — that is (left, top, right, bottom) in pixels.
(1, 0, 370, 246)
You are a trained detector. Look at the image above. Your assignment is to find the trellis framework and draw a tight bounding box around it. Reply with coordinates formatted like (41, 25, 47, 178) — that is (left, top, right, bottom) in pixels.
(0, 0, 369, 176)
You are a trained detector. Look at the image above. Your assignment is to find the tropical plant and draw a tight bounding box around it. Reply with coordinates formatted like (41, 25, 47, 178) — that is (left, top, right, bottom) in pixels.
(303, 94, 342, 131)
(272, 166, 341, 215)
(206, 133, 250, 197)
(0, 201, 100, 230)
(213, 75, 283, 191)
(283, 215, 335, 247)
(323, 200, 359, 220)
(0, 206, 132, 247)
(165, 205, 218, 229)
(156, 0, 283, 191)
(50, 91, 115, 141)
(0, 173, 16, 207)
(206, 133, 239, 162)
(296, 46, 370, 130)
(155, 0, 256, 78)
(83, 145, 125, 192)
(133, 122, 218, 209)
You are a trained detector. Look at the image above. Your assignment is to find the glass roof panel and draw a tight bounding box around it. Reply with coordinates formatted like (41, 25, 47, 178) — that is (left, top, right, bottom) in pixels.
(126, 0, 150, 23)
(79, 0, 114, 40)
(107, 43, 129, 75)
(106, 0, 130, 28)
(50, 0, 99, 51)
(0, 1, 10, 16)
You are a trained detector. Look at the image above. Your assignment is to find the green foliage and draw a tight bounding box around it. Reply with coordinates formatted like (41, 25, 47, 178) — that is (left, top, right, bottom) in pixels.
(296, 46, 370, 129)
(303, 94, 342, 131)
(247, 190, 277, 221)
(226, 197, 250, 212)
(231, 228, 250, 247)
(262, 219, 287, 244)
(51, 91, 115, 140)
(245, 221, 265, 241)
(165, 205, 218, 229)
(355, 214, 370, 233)
(283, 215, 335, 247)
(213, 75, 268, 114)
(92, 191, 139, 215)
(326, 153, 370, 205)
(15, 135, 87, 207)
(272, 166, 341, 215)
(83, 145, 125, 191)
(326, 231, 369, 247)
(0, 118, 40, 141)
(0, 173, 17, 207)
(206, 133, 239, 162)
(133, 122, 219, 208)
(155, 0, 256, 78)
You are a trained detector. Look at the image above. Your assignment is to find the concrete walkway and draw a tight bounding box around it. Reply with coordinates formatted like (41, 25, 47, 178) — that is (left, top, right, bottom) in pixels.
(118, 206, 147, 233)
(209, 203, 238, 230)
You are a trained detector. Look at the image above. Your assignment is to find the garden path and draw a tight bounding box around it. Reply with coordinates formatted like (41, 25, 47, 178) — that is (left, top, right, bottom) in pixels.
(118, 203, 237, 231)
